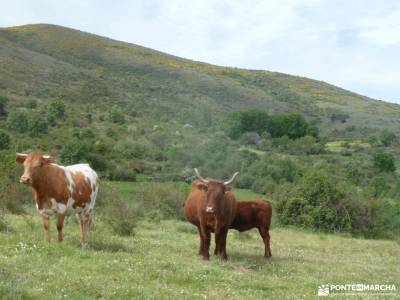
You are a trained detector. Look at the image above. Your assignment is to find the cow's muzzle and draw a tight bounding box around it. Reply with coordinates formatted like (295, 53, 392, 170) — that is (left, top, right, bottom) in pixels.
(205, 206, 214, 213)
(20, 176, 31, 184)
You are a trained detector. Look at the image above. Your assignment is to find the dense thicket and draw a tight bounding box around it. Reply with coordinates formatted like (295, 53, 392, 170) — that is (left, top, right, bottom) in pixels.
(221, 109, 318, 140)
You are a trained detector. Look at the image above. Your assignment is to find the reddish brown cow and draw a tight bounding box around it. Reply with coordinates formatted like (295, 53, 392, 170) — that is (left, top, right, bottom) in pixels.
(184, 169, 239, 260)
(230, 200, 272, 257)
(16, 152, 99, 243)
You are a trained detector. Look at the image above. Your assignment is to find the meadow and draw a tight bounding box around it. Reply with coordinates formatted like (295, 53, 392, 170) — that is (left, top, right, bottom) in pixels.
(0, 181, 399, 299)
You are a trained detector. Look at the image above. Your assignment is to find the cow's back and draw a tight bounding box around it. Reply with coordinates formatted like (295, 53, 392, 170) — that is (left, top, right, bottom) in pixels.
(231, 200, 272, 231)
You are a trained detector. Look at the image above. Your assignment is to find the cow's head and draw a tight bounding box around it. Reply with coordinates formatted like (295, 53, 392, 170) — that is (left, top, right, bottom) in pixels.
(194, 168, 239, 214)
(16, 152, 52, 185)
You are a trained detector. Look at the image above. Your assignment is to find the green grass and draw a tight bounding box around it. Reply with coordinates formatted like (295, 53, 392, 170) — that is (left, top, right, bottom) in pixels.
(0, 181, 399, 299)
(1, 215, 398, 299)
(325, 140, 371, 153)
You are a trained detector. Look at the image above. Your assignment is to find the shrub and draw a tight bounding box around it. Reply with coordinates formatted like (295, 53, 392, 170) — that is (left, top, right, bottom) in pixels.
(134, 183, 186, 221)
(366, 176, 390, 198)
(109, 107, 126, 124)
(25, 99, 37, 109)
(60, 141, 90, 164)
(251, 177, 277, 195)
(7, 111, 28, 133)
(48, 99, 66, 118)
(97, 185, 141, 236)
(0, 131, 11, 150)
(276, 170, 351, 232)
(106, 164, 136, 181)
(28, 116, 48, 136)
(372, 152, 396, 173)
(0, 155, 31, 214)
(0, 95, 8, 116)
(236, 173, 255, 189)
(380, 129, 396, 146)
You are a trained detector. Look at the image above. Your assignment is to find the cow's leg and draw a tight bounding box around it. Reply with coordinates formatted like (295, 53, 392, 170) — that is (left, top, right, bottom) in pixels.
(258, 226, 272, 257)
(214, 229, 222, 256)
(56, 214, 65, 242)
(197, 226, 204, 255)
(199, 223, 210, 260)
(218, 228, 229, 260)
(42, 216, 50, 242)
(79, 214, 91, 243)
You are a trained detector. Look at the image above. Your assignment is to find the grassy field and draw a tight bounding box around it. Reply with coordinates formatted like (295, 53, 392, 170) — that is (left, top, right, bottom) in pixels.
(0, 182, 399, 299)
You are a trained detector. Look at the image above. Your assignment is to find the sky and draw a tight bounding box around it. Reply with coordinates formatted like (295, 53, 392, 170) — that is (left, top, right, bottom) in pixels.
(1, 0, 400, 104)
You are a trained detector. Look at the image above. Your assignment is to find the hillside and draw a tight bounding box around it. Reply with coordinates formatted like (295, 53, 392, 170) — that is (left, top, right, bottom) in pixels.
(1, 24, 400, 242)
(1, 24, 400, 134)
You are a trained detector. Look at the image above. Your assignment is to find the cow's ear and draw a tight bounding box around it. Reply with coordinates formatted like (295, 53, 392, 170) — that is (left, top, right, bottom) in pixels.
(225, 186, 232, 192)
(41, 155, 52, 165)
(197, 183, 208, 192)
(16, 153, 28, 164)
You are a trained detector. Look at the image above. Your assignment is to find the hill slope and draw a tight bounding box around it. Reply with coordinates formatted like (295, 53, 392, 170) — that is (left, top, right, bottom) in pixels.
(1, 24, 400, 134)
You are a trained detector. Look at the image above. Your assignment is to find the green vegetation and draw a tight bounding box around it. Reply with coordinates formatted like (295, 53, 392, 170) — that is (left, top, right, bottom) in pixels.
(373, 152, 396, 173)
(221, 109, 317, 140)
(0, 181, 398, 299)
(0, 25, 399, 298)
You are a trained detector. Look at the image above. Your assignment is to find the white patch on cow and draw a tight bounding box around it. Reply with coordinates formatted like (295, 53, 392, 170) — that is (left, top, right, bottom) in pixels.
(61, 163, 99, 219)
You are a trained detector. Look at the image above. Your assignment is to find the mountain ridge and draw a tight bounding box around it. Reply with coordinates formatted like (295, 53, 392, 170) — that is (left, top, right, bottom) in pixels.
(1, 23, 399, 135)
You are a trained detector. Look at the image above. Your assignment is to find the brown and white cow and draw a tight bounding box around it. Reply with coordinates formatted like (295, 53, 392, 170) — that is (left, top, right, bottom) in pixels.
(230, 200, 272, 257)
(184, 169, 239, 260)
(16, 152, 99, 243)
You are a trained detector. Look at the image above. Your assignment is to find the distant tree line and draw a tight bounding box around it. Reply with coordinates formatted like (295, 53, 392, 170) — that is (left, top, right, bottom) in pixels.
(221, 109, 318, 140)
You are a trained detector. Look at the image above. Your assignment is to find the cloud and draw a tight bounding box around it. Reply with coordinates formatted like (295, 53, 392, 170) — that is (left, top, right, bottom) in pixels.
(0, 0, 399, 104)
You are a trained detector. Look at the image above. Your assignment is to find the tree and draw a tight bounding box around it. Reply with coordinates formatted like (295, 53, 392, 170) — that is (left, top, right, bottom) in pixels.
(48, 99, 66, 119)
(61, 141, 89, 164)
(7, 111, 29, 133)
(372, 152, 396, 172)
(380, 129, 396, 147)
(0, 131, 11, 149)
(0, 95, 8, 117)
(28, 116, 48, 136)
(269, 113, 310, 139)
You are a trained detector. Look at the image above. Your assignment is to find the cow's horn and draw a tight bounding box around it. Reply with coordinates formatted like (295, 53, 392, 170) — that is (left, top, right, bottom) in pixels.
(42, 155, 51, 159)
(194, 168, 209, 183)
(16, 153, 28, 157)
(224, 172, 239, 185)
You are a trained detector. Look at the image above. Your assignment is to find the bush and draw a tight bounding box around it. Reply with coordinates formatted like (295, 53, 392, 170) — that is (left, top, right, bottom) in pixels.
(25, 99, 37, 109)
(0, 95, 8, 116)
(60, 141, 90, 164)
(106, 164, 136, 181)
(380, 129, 396, 146)
(48, 99, 66, 118)
(134, 183, 186, 221)
(7, 111, 28, 133)
(366, 176, 390, 198)
(0, 155, 31, 214)
(276, 170, 351, 232)
(28, 116, 48, 136)
(372, 152, 396, 173)
(97, 185, 141, 236)
(109, 107, 126, 124)
(0, 131, 11, 150)
(251, 177, 277, 195)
